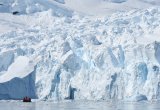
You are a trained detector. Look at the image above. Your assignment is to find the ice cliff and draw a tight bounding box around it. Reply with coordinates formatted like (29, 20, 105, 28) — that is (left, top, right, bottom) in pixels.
(0, 0, 160, 102)
(0, 54, 37, 99)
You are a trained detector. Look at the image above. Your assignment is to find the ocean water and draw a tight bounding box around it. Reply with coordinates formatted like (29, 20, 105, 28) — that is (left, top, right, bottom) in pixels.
(0, 101, 159, 110)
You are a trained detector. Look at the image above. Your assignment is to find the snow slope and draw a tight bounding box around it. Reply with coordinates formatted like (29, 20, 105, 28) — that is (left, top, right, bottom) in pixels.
(0, 56, 34, 82)
(0, 0, 160, 102)
(63, 0, 160, 16)
(0, 0, 160, 16)
(0, 0, 72, 16)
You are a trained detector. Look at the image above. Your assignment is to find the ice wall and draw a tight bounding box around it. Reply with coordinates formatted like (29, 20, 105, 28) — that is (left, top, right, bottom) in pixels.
(0, 56, 37, 99)
(0, 7, 160, 101)
(0, 70, 36, 99)
(0, 51, 14, 72)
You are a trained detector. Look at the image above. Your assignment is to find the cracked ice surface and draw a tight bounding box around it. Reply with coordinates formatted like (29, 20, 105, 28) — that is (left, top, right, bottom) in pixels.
(0, 5, 160, 101)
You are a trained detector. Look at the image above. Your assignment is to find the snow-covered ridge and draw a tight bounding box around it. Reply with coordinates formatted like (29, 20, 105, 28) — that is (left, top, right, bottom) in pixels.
(0, 0, 72, 16)
(0, 0, 160, 16)
(0, 6, 160, 101)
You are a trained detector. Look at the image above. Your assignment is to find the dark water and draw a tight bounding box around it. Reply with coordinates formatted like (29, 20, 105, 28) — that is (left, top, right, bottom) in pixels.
(0, 101, 160, 110)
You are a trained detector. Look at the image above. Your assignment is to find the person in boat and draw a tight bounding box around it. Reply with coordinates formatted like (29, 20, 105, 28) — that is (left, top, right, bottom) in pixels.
(23, 96, 31, 102)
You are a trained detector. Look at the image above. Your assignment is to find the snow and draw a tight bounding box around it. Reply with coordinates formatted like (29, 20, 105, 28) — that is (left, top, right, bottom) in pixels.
(0, 0, 72, 17)
(0, 56, 37, 99)
(0, 0, 160, 102)
(1, 0, 160, 17)
(0, 56, 34, 83)
(63, 0, 160, 16)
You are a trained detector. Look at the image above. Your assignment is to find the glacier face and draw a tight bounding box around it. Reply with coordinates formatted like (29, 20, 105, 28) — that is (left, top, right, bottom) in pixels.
(0, 2, 160, 101)
(0, 56, 37, 99)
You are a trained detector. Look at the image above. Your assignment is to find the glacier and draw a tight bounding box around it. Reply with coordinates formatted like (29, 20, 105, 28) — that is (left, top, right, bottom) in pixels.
(0, 0, 160, 102)
(0, 55, 38, 99)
